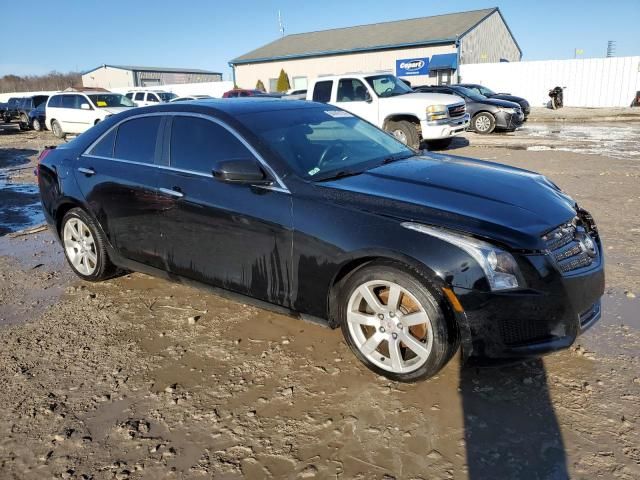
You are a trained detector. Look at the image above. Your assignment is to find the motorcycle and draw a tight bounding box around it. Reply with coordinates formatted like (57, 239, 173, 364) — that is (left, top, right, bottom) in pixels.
(549, 86, 566, 109)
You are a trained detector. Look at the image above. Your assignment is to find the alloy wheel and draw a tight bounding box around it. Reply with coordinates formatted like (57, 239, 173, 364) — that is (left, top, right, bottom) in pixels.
(63, 218, 98, 275)
(346, 280, 434, 374)
(475, 115, 491, 132)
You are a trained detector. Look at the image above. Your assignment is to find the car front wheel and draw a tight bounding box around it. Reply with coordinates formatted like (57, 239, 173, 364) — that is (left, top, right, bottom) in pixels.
(385, 120, 420, 149)
(472, 112, 496, 134)
(337, 262, 457, 382)
(51, 120, 65, 139)
(32, 118, 42, 131)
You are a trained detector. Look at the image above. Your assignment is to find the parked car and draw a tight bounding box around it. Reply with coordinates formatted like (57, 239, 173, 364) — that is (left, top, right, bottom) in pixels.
(28, 103, 47, 131)
(458, 83, 530, 119)
(45, 91, 135, 138)
(307, 73, 470, 149)
(125, 90, 177, 106)
(169, 95, 214, 102)
(414, 85, 524, 134)
(2, 97, 22, 123)
(222, 89, 265, 98)
(285, 89, 307, 100)
(37, 99, 604, 382)
(15, 95, 49, 130)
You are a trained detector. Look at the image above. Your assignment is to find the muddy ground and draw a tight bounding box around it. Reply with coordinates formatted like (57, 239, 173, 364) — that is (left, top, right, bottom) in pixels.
(0, 123, 638, 479)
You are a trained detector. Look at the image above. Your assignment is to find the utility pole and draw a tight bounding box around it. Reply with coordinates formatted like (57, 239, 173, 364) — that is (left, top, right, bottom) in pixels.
(606, 41, 616, 58)
(278, 10, 285, 37)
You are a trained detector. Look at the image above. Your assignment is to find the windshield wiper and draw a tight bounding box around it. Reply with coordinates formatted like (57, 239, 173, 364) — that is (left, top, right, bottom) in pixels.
(380, 153, 415, 165)
(315, 169, 365, 182)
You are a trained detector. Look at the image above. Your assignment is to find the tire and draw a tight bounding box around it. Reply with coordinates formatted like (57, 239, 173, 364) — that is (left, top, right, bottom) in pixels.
(472, 112, 496, 134)
(32, 118, 42, 131)
(19, 113, 29, 130)
(51, 120, 65, 139)
(426, 138, 453, 150)
(385, 120, 421, 149)
(337, 261, 457, 382)
(60, 208, 116, 282)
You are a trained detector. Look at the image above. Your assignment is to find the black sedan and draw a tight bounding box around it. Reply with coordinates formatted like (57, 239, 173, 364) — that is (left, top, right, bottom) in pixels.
(37, 99, 604, 382)
(459, 83, 531, 119)
(415, 85, 524, 134)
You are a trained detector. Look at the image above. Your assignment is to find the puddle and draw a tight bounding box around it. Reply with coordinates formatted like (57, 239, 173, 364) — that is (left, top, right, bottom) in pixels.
(520, 123, 640, 160)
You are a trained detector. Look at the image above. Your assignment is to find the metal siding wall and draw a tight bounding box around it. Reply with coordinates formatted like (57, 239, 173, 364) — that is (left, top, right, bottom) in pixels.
(135, 71, 222, 86)
(459, 56, 640, 107)
(460, 11, 521, 64)
(234, 44, 458, 91)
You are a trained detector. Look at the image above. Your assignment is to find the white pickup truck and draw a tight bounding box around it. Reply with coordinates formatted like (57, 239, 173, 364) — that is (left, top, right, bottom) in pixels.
(306, 73, 470, 149)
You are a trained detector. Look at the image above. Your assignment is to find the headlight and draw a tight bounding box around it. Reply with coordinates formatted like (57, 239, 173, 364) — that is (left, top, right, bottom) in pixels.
(499, 107, 518, 114)
(401, 222, 520, 291)
(427, 104, 448, 121)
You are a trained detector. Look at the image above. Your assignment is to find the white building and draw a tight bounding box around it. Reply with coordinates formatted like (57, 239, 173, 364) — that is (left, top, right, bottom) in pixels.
(82, 65, 222, 89)
(230, 7, 521, 92)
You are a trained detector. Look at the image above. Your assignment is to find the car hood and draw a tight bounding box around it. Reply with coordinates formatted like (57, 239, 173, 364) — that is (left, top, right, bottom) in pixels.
(318, 154, 577, 250)
(100, 106, 134, 115)
(391, 92, 464, 106)
(474, 97, 521, 109)
(489, 94, 529, 107)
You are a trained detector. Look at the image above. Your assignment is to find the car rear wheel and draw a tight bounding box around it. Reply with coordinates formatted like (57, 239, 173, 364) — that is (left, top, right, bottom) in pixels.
(337, 262, 457, 382)
(385, 120, 420, 149)
(473, 112, 496, 134)
(51, 120, 65, 139)
(61, 208, 115, 281)
(19, 114, 29, 130)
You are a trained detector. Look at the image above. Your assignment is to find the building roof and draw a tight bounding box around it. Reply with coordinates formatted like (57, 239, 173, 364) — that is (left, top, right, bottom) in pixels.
(82, 65, 221, 75)
(231, 7, 507, 65)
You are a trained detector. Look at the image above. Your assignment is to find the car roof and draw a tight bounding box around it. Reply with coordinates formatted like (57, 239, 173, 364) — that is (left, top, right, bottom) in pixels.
(52, 91, 110, 95)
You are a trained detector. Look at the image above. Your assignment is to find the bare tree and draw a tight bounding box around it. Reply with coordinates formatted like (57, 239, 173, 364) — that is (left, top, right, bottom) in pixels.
(0, 71, 81, 94)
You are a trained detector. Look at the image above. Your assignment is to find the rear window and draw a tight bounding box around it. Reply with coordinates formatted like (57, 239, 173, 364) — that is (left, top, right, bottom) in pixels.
(170, 116, 251, 173)
(312, 81, 333, 103)
(114, 116, 161, 164)
(88, 128, 117, 158)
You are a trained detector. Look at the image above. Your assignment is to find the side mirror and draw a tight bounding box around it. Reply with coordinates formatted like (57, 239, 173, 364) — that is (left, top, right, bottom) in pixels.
(80, 103, 91, 110)
(212, 158, 272, 185)
(365, 92, 373, 103)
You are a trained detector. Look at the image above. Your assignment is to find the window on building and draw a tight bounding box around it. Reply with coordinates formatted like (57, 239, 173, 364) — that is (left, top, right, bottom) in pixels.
(292, 76, 308, 90)
(114, 116, 161, 164)
(268, 78, 278, 93)
(312, 81, 333, 103)
(170, 116, 252, 173)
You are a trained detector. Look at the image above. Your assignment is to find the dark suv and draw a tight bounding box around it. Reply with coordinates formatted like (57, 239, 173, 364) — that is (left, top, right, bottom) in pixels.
(415, 85, 524, 134)
(37, 99, 604, 382)
(2, 97, 21, 124)
(2, 95, 49, 130)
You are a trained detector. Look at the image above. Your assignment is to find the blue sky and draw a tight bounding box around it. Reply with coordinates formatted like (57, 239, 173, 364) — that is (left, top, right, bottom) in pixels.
(1, 0, 638, 79)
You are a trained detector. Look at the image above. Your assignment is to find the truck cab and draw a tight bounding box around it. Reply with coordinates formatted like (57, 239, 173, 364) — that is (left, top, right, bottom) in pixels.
(306, 73, 470, 149)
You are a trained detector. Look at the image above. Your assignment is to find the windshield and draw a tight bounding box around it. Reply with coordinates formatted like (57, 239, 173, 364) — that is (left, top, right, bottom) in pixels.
(238, 107, 415, 181)
(477, 86, 496, 96)
(451, 86, 487, 102)
(157, 92, 177, 102)
(365, 74, 413, 98)
(87, 94, 135, 108)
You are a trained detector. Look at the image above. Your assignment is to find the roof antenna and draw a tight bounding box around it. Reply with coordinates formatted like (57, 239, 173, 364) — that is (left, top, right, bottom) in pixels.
(278, 10, 285, 36)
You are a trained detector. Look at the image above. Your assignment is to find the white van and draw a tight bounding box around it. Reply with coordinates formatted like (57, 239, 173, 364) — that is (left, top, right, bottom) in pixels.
(45, 91, 136, 138)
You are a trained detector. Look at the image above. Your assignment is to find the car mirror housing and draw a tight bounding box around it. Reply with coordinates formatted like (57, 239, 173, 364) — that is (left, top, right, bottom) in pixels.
(80, 103, 91, 110)
(212, 158, 272, 185)
(365, 92, 373, 103)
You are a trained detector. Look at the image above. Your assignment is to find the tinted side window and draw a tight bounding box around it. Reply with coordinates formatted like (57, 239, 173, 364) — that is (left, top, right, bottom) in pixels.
(146, 93, 159, 102)
(170, 116, 252, 172)
(48, 95, 61, 108)
(125, 93, 133, 99)
(88, 128, 117, 158)
(134, 92, 145, 101)
(61, 95, 76, 109)
(337, 79, 368, 102)
(114, 116, 161, 164)
(312, 81, 333, 103)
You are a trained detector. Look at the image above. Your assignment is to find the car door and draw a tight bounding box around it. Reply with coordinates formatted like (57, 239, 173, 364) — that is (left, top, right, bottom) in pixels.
(155, 113, 293, 305)
(75, 114, 167, 268)
(334, 78, 375, 122)
(133, 91, 146, 106)
(145, 92, 160, 105)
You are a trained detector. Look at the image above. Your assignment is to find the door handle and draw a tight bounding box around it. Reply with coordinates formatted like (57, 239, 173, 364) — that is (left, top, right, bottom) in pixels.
(159, 187, 184, 198)
(77, 167, 96, 176)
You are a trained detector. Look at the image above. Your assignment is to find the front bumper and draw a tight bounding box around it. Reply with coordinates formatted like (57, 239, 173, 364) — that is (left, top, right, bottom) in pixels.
(495, 110, 524, 131)
(453, 246, 605, 361)
(420, 114, 470, 140)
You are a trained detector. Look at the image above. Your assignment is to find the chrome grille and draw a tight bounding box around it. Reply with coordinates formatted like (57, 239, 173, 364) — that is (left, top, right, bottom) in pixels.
(448, 104, 466, 117)
(543, 218, 598, 274)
